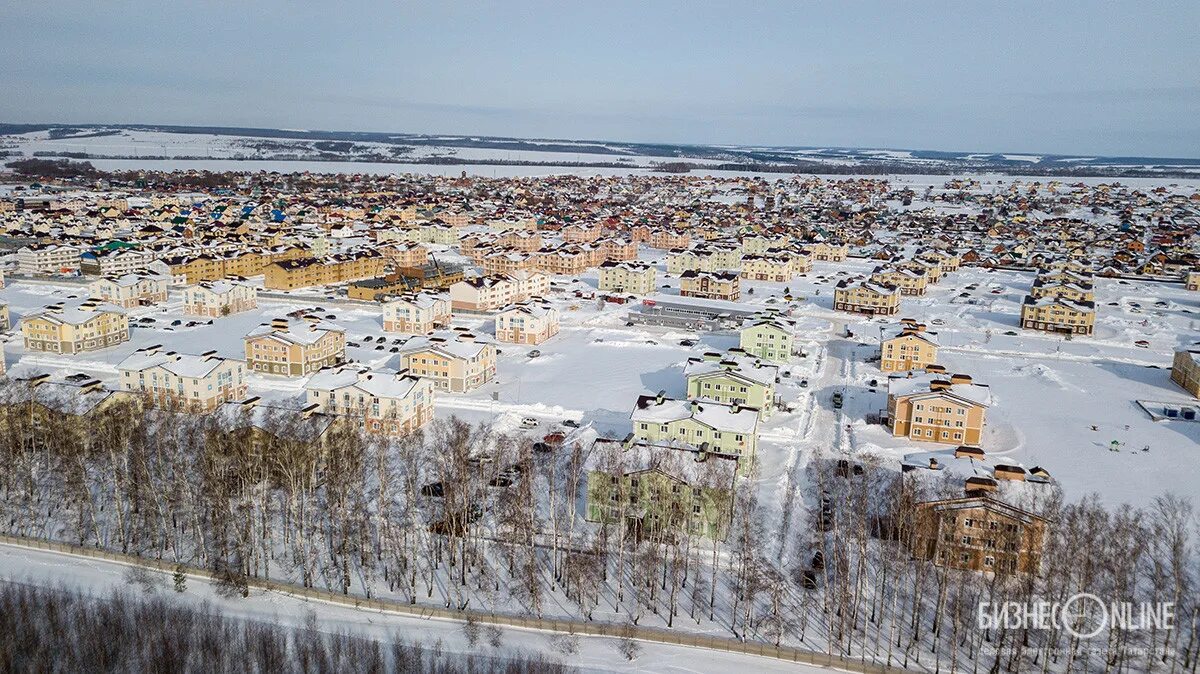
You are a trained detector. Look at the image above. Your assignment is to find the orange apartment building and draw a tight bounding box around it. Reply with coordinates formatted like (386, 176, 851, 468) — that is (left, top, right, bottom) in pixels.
(887, 368, 991, 446)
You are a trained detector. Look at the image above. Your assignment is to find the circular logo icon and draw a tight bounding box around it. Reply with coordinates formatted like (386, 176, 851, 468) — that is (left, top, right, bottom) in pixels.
(1061, 593, 1107, 639)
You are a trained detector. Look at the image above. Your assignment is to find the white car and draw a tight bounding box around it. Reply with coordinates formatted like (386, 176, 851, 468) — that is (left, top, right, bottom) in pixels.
(520, 417, 539, 428)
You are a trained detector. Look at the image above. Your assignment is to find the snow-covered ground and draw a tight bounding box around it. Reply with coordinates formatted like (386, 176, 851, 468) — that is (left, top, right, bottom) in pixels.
(3, 252, 1195, 512)
(0, 542, 842, 674)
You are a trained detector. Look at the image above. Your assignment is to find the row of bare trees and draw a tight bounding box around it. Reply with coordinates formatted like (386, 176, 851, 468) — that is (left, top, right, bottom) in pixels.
(0, 380, 1195, 673)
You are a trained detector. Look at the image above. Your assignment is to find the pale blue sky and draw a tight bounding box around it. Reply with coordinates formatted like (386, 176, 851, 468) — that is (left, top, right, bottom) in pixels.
(2, 1, 1198, 157)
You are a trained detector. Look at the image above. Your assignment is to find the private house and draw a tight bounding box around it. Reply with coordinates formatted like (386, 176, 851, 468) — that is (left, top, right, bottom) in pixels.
(21, 300, 129, 354)
(630, 393, 760, 466)
(494, 300, 560, 345)
(684, 352, 779, 419)
(833, 279, 901, 316)
(584, 436, 737, 540)
(243, 317, 346, 377)
(880, 319, 939, 372)
(911, 496, 1047, 574)
(182, 279, 258, 317)
(679, 270, 741, 301)
(398, 331, 496, 393)
(117, 346, 247, 411)
(1020, 296, 1095, 335)
(598, 260, 657, 295)
(887, 369, 991, 446)
(1171, 347, 1200, 397)
(87, 273, 170, 308)
(305, 365, 434, 436)
(738, 317, 796, 362)
(870, 266, 928, 296)
(383, 293, 452, 334)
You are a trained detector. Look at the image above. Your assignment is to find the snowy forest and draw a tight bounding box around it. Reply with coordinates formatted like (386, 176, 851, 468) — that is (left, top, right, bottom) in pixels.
(0, 381, 1196, 674)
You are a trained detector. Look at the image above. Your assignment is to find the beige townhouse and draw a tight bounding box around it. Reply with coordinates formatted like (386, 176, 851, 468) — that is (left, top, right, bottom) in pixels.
(306, 365, 435, 436)
(494, 301, 560, 345)
(87, 273, 170, 308)
(834, 279, 901, 315)
(880, 319, 939, 372)
(399, 331, 496, 393)
(1020, 296, 1095, 335)
(383, 292, 452, 334)
(17, 244, 81, 275)
(598, 260, 657, 295)
(680, 270, 741, 301)
(244, 317, 347, 377)
(21, 300, 129, 354)
(118, 346, 248, 411)
(449, 270, 549, 312)
(182, 278, 258, 317)
(740, 254, 793, 282)
(871, 266, 928, 296)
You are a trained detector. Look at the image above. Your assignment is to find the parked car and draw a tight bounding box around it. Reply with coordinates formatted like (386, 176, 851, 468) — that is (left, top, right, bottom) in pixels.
(528, 349, 541, 358)
(520, 417, 539, 428)
(832, 392, 844, 409)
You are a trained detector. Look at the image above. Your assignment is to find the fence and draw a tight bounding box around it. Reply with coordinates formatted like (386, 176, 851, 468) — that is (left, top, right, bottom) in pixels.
(0, 533, 903, 673)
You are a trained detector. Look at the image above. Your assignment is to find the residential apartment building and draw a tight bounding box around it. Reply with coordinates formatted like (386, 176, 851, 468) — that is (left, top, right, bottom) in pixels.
(87, 273, 170, 308)
(0, 303, 9, 332)
(684, 352, 779, 419)
(494, 301, 560, 345)
(834, 279, 901, 316)
(398, 331, 496, 393)
(244, 317, 347, 376)
(17, 244, 81, 275)
(1029, 277, 1095, 302)
(1171, 347, 1200, 397)
(80, 247, 157, 276)
(21, 300, 129, 354)
(1020, 296, 1095, 335)
(263, 251, 386, 290)
(740, 254, 793, 282)
(739, 317, 795, 362)
(648, 229, 690, 250)
(306, 365, 434, 436)
(911, 497, 1047, 574)
(584, 437, 737, 540)
(887, 369, 991, 446)
(117, 346, 248, 411)
(630, 393, 760, 466)
(382, 293, 452, 334)
(679, 270, 741, 301)
(1188, 270, 1200, 291)
(870, 266, 928, 296)
(803, 242, 849, 262)
(880, 319, 939, 372)
(182, 279, 258, 317)
(598, 260, 657, 295)
(448, 270, 549, 312)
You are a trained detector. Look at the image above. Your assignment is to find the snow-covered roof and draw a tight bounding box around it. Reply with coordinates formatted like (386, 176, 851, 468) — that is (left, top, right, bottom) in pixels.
(118, 348, 240, 378)
(888, 372, 992, 407)
(631, 395, 759, 434)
